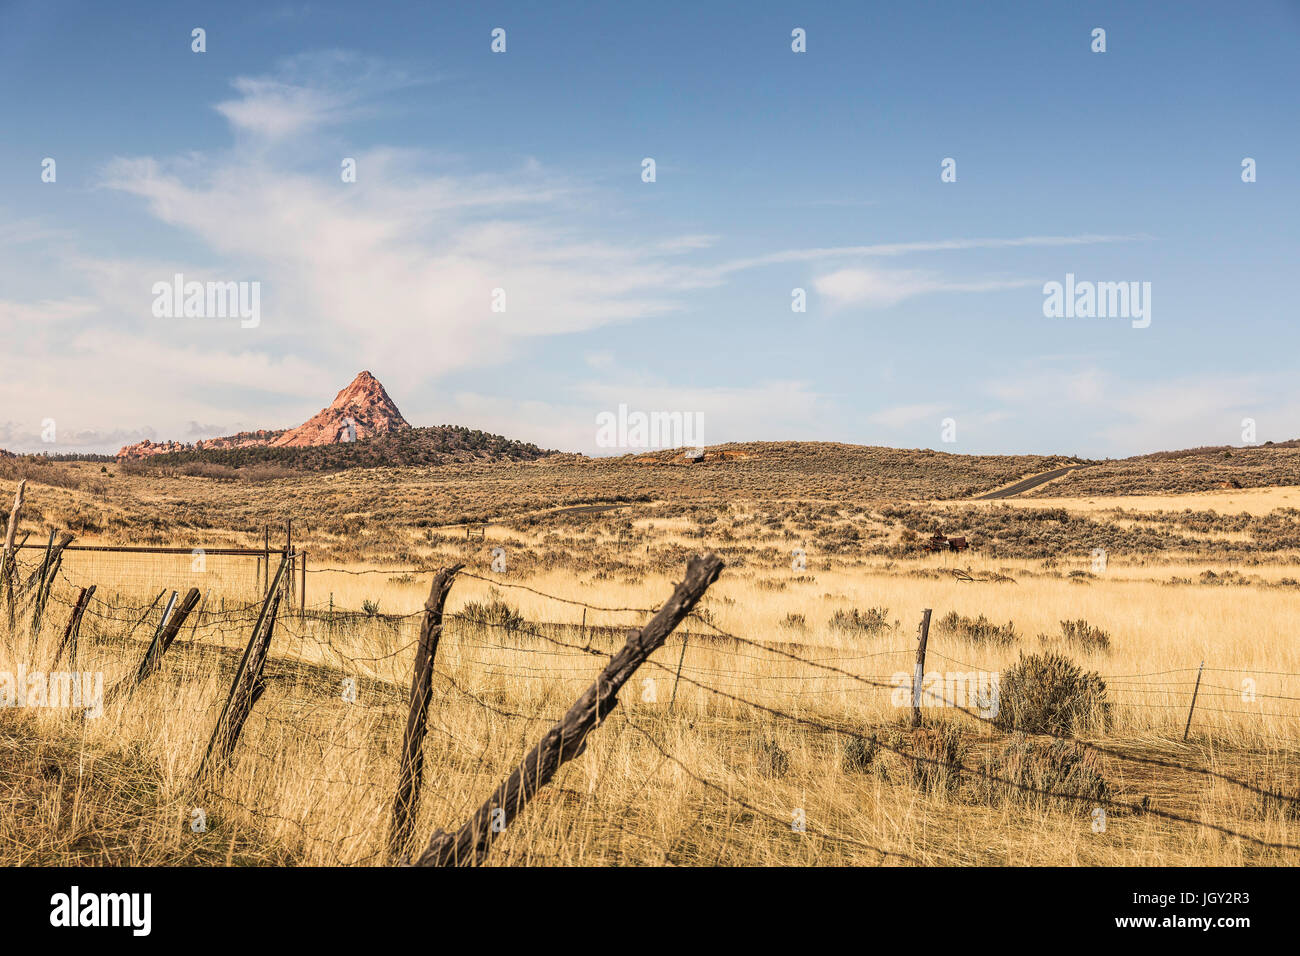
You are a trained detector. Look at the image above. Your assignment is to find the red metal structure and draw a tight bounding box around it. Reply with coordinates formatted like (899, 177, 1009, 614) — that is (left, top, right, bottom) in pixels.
(925, 532, 969, 552)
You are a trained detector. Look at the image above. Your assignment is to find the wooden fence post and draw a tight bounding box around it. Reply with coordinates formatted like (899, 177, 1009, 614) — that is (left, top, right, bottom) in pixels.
(386, 564, 463, 862)
(53, 585, 95, 667)
(300, 550, 307, 617)
(286, 519, 294, 604)
(198, 553, 290, 780)
(1, 479, 25, 621)
(105, 587, 202, 705)
(414, 552, 723, 867)
(189, 589, 209, 642)
(31, 531, 74, 624)
(912, 608, 933, 729)
(1183, 660, 1205, 741)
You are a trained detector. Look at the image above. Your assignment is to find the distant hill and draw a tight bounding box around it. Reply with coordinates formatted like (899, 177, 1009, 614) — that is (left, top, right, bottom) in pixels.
(113, 370, 547, 472)
(121, 424, 549, 473)
(117, 370, 411, 461)
(1024, 441, 1300, 497)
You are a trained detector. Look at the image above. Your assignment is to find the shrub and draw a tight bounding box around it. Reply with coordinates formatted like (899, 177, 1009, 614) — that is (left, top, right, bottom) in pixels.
(829, 606, 893, 635)
(993, 651, 1111, 737)
(874, 720, 966, 793)
(935, 611, 1018, 645)
(780, 612, 807, 630)
(1058, 618, 1111, 652)
(460, 599, 527, 632)
(361, 599, 380, 617)
(841, 734, 877, 774)
(973, 735, 1111, 811)
(904, 723, 966, 794)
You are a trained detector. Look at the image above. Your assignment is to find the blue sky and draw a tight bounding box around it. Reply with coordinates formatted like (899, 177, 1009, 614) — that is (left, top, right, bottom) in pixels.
(1, 0, 1297, 456)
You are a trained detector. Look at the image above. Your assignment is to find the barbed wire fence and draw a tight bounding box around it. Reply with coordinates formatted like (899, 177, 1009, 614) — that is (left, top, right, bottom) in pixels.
(13, 545, 1300, 866)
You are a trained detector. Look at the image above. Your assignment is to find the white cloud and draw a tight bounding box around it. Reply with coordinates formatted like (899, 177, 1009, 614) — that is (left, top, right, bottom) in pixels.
(706, 233, 1150, 279)
(813, 266, 1036, 309)
(214, 51, 422, 141)
(0, 54, 1166, 457)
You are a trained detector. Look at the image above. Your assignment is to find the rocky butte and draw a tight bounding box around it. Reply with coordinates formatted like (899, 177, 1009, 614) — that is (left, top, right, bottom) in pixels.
(115, 371, 411, 460)
(271, 371, 410, 447)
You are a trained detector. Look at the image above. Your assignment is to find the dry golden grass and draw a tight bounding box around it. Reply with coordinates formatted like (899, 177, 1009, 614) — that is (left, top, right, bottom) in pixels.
(992, 485, 1300, 516)
(2, 522, 1297, 866)
(2, 470, 1298, 867)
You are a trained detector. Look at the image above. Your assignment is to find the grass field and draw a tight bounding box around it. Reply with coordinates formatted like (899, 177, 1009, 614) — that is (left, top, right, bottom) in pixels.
(1, 469, 1298, 866)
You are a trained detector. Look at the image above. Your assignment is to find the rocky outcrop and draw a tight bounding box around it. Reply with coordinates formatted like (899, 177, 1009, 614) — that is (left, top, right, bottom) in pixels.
(115, 371, 409, 459)
(270, 371, 410, 447)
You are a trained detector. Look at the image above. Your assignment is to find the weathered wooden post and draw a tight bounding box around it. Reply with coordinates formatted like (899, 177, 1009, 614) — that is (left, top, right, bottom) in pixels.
(27, 531, 73, 640)
(198, 553, 289, 779)
(386, 564, 462, 862)
(1183, 660, 1205, 741)
(912, 608, 933, 729)
(189, 589, 209, 642)
(1, 479, 25, 618)
(285, 519, 294, 604)
(105, 587, 202, 705)
(53, 585, 95, 667)
(415, 553, 723, 867)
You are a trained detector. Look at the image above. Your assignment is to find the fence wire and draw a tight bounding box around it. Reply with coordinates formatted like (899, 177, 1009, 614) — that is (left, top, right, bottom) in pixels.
(8, 557, 1298, 867)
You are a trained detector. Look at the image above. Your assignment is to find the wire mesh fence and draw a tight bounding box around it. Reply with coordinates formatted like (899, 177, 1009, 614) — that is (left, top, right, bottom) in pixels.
(5, 551, 1298, 866)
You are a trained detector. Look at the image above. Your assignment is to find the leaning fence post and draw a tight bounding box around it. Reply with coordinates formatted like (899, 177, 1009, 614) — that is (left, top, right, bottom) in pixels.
(1, 479, 25, 623)
(189, 589, 209, 642)
(386, 564, 463, 862)
(912, 608, 933, 729)
(414, 552, 723, 867)
(53, 585, 95, 667)
(104, 587, 201, 705)
(29, 531, 74, 640)
(198, 553, 290, 780)
(1183, 660, 1205, 741)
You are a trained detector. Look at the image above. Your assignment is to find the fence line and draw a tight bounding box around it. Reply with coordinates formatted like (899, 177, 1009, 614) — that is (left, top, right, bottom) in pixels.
(10, 551, 1299, 865)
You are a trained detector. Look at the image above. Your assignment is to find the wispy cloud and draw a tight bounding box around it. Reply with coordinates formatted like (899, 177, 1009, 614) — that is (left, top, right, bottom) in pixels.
(704, 233, 1151, 279)
(214, 51, 425, 140)
(0, 52, 1170, 456)
(813, 266, 1037, 309)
